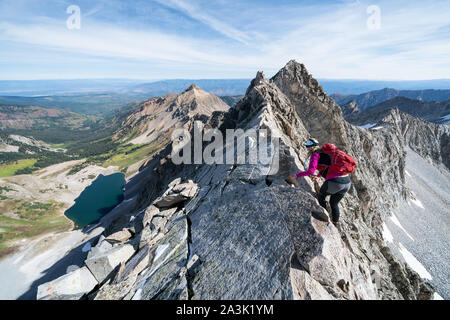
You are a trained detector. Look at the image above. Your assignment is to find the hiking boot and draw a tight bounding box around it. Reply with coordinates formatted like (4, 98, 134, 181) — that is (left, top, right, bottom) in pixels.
(311, 210, 329, 222)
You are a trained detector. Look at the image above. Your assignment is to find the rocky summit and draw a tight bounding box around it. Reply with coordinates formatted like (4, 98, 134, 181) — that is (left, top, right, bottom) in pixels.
(37, 60, 446, 300)
(114, 83, 230, 145)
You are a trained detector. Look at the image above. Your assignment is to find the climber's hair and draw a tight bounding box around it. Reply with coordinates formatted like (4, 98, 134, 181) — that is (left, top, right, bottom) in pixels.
(307, 145, 321, 155)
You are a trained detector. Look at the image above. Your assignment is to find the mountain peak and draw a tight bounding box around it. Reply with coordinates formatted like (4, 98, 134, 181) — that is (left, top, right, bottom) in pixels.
(272, 59, 323, 95)
(285, 59, 306, 70)
(245, 71, 267, 95)
(271, 59, 335, 123)
(115, 85, 229, 145)
(279, 59, 309, 78)
(184, 83, 202, 92)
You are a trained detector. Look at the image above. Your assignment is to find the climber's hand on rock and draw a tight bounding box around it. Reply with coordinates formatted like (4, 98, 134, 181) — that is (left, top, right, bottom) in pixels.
(287, 174, 298, 187)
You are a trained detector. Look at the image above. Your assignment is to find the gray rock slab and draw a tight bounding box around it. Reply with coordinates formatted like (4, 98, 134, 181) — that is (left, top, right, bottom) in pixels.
(85, 244, 136, 283)
(37, 266, 98, 300)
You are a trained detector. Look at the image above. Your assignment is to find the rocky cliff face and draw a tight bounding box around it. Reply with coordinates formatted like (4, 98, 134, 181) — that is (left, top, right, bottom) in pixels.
(37, 61, 437, 300)
(340, 100, 360, 118)
(345, 104, 449, 171)
(386, 109, 449, 170)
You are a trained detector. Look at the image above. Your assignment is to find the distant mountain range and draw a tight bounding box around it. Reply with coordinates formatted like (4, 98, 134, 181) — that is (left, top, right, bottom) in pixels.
(332, 88, 450, 110)
(0, 105, 95, 130)
(1, 78, 450, 98)
(128, 79, 251, 97)
(344, 96, 450, 125)
(321, 79, 450, 95)
(0, 79, 144, 96)
(0, 94, 146, 116)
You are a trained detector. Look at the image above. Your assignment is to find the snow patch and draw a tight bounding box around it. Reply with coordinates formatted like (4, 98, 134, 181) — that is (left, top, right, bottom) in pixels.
(360, 123, 376, 129)
(434, 292, 444, 300)
(410, 198, 424, 209)
(382, 223, 394, 243)
(440, 114, 450, 123)
(390, 214, 414, 241)
(398, 243, 432, 280)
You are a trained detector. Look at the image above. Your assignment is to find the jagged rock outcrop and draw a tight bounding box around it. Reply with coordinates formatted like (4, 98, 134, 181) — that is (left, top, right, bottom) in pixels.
(38, 60, 437, 300)
(340, 100, 360, 118)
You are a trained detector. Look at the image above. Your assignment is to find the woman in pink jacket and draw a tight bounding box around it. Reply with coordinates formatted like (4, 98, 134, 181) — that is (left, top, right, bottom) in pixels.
(290, 138, 352, 228)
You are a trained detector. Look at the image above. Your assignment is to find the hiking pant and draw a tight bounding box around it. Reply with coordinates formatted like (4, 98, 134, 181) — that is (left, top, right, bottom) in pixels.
(318, 176, 351, 223)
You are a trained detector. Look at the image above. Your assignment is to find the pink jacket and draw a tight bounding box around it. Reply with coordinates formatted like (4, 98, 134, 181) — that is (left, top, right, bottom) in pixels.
(295, 152, 342, 180)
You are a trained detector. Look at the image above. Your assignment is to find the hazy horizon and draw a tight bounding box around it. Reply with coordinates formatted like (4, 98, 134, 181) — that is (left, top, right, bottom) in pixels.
(2, 76, 450, 82)
(2, 77, 450, 98)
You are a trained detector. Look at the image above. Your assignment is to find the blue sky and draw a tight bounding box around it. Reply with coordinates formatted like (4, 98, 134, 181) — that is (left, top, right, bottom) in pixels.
(0, 0, 449, 80)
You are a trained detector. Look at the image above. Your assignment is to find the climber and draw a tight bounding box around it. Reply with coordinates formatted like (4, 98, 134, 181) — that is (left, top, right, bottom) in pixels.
(288, 138, 357, 228)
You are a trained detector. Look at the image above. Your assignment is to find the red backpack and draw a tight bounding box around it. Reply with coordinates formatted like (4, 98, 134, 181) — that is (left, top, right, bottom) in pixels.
(317, 143, 357, 178)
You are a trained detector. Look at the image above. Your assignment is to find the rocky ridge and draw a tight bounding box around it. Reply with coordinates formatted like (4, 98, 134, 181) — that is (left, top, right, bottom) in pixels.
(37, 60, 437, 300)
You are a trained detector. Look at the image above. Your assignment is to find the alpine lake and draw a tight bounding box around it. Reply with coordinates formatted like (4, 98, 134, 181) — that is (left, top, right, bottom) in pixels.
(64, 173, 126, 228)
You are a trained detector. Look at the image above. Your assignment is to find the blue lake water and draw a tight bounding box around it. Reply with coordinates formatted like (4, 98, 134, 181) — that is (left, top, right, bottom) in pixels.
(64, 173, 125, 228)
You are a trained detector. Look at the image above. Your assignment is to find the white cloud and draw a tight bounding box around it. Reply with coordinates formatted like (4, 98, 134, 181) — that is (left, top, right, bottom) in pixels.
(0, 21, 250, 66)
(258, 1, 450, 79)
(152, 0, 251, 44)
(0, 0, 449, 79)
